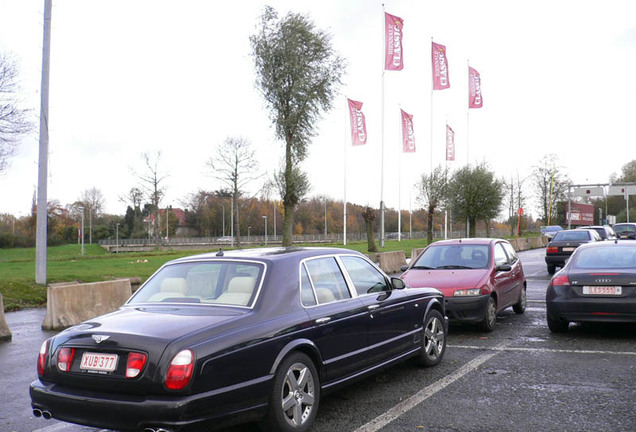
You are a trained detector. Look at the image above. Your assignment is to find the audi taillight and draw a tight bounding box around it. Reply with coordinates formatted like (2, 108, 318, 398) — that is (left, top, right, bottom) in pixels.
(546, 246, 559, 254)
(57, 347, 75, 372)
(165, 349, 194, 390)
(551, 274, 570, 286)
(126, 352, 147, 378)
(37, 339, 50, 377)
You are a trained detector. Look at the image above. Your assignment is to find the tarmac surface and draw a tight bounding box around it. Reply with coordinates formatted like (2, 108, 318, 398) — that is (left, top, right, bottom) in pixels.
(2, 247, 635, 432)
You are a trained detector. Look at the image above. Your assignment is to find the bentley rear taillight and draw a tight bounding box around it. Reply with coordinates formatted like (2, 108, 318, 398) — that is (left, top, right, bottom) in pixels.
(57, 347, 75, 372)
(126, 352, 147, 378)
(165, 349, 194, 390)
(37, 339, 50, 377)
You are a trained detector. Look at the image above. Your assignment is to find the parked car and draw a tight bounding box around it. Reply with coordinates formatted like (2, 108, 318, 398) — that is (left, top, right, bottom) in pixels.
(30, 247, 447, 432)
(545, 229, 602, 275)
(612, 222, 636, 240)
(579, 225, 617, 240)
(400, 238, 526, 332)
(546, 240, 636, 332)
(541, 225, 563, 240)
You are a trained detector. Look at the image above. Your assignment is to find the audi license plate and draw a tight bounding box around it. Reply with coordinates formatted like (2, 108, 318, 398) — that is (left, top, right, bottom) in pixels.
(582, 286, 622, 296)
(562, 247, 575, 252)
(80, 352, 118, 372)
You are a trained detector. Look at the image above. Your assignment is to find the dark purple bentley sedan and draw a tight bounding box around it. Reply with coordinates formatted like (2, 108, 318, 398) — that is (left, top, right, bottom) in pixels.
(31, 247, 447, 432)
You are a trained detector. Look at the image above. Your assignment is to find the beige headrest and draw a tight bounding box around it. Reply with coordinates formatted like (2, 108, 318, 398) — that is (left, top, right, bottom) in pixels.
(160, 277, 188, 294)
(228, 277, 255, 294)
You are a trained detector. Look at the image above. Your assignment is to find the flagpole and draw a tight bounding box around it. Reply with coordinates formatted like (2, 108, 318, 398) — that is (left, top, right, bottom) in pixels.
(430, 37, 434, 175)
(467, 60, 470, 165)
(343, 97, 348, 245)
(398, 106, 402, 242)
(380, 7, 386, 248)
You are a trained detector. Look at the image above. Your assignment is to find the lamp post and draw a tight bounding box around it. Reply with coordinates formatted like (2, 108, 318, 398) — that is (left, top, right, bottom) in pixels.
(78, 206, 85, 256)
(262, 215, 268, 246)
(116, 223, 120, 254)
(248, 226, 251, 244)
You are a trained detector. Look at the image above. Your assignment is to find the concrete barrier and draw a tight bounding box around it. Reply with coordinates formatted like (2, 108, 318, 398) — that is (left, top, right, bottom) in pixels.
(367, 251, 407, 274)
(0, 294, 11, 342)
(42, 279, 132, 331)
(411, 248, 426, 261)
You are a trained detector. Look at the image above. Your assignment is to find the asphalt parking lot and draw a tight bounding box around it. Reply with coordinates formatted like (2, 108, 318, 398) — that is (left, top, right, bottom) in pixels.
(2, 247, 634, 432)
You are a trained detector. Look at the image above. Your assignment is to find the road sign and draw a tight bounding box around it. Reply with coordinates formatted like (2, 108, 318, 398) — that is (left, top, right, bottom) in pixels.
(607, 184, 636, 196)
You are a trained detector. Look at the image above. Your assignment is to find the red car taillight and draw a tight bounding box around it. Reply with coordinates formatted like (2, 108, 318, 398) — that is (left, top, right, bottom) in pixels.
(165, 349, 194, 390)
(126, 352, 147, 378)
(551, 274, 570, 286)
(57, 347, 75, 372)
(546, 246, 559, 254)
(37, 339, 50, 377)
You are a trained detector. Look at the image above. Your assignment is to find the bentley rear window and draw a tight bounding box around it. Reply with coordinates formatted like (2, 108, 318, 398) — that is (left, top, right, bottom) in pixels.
(128, 261, 264, 307)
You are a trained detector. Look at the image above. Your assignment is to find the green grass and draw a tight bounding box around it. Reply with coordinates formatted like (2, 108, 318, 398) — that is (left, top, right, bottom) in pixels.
(0, 240, 429, 312)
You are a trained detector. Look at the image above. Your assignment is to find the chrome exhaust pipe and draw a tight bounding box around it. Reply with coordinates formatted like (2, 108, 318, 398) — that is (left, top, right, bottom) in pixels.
(33, 409, 42, 418)
(42, 411, 52, 420)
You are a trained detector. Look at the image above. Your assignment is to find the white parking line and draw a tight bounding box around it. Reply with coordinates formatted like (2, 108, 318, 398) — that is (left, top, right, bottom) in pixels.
(448, 345, 636, 356)
(353, 340, 511, 432)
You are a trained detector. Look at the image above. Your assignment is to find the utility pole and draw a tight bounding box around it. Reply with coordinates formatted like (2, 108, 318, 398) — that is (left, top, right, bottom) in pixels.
(36, 0, 52, 285)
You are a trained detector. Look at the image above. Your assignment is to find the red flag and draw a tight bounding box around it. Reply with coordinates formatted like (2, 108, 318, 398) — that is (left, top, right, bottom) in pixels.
(385, 13, 404, 71)
(401, 109, 415, 153)
(347, 98, 367, 146)
(469, 67, 483, 108)
(432, 41, 450, 90)
(446, 124, 455, 161)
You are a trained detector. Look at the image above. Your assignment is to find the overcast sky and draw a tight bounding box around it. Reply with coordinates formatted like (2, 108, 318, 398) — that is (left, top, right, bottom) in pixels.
(1, 0, 635, 219)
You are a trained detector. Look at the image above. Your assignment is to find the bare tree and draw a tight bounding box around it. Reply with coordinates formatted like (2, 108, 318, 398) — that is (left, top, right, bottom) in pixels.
(251, 6, 345, 246)
(532, 154, 570, 225)
(416, 165, 449, 245)
(135, 151, 168, 244)
(0, 53, 32, 174)
(206, 137, 262, 246)
(78, 187, 104, 244)
(506, 173, 528, 236)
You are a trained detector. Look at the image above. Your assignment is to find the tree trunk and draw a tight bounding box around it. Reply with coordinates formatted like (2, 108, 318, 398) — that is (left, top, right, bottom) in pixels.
(469, 217, 477, 238)
(282, 202, 294, 246)
(234, 192, 241, 247)
(362, 207, 377, 253)
(426, 205, 435, 245)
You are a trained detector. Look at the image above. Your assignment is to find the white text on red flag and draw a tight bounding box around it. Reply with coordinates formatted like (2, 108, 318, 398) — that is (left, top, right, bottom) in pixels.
(347, 99, 367, 146)
(432, 42, 450, 90)
(401, 109, 415, 153)
(385, 13, 404, 71)
(446, 124, 455, 161)
(469, 67, 483, 108)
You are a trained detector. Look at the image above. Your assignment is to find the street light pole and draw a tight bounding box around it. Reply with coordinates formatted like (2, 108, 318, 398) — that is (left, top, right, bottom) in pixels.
(263, 215, 268, 246)
(79, 207, 85, 256)
(116, 223, 120, 254)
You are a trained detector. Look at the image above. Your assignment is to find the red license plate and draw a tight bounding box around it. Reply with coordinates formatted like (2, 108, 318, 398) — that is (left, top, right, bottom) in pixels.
(582, 286, 622, 296)
(80, 352, 119, 372)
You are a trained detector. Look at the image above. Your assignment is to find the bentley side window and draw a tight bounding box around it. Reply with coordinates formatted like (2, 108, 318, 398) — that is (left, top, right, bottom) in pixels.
(305, 257, 351, 303)
(339, 256, 388, 295)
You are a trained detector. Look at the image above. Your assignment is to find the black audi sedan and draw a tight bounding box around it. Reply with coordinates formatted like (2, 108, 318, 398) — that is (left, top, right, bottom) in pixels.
(546, 241, 636, 332)
(545, 228, 602, 274)
(30, 247, 447, 432)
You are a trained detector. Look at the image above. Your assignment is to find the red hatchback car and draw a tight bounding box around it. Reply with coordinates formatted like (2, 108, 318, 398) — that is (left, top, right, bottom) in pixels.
(401, 238, 527, 331)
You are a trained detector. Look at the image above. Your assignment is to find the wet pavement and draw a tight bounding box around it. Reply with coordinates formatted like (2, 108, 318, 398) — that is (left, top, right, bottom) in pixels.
(2, 248, 635, 432)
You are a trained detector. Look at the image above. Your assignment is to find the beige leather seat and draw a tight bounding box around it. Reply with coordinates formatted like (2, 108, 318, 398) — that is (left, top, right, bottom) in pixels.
(216, 276, 255, 306)
(148, 277, 188, 301)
